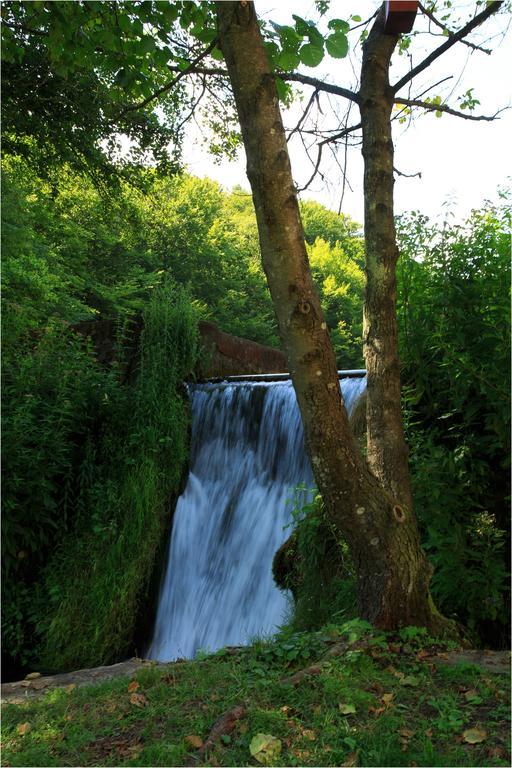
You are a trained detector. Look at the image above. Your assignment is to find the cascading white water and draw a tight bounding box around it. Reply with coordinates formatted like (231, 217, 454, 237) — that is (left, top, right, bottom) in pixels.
(148, 375, 366, 661)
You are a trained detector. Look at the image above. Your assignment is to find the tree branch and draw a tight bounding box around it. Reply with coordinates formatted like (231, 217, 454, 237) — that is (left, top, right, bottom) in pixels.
(393, 1, 502, 94)
(393, 166, 422, 179)
(319, 122, 362, 146)
(281, 73, 360, 103)
(418, 2, 492, 54)
(116, 40, 217, 119)
(394, 98, 506, 121)
(297, 143, 324, 192)
(167, 63, 228, 77)
(287, 88, 318, 142)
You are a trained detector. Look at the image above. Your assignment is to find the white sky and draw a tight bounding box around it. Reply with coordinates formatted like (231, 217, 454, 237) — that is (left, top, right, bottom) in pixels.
(183, 0, 512, 225)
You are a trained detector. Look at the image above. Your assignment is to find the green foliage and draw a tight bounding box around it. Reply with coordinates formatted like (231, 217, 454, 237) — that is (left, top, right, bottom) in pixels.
(254, 630, 325, 667)
(284, 494, 357, 631)
(397, 198, 511, 646)
(1, 1, 193, 177)
(308, 237, 365, 368)
(38, 285, 198, 671)
(2, 283, 198, 671)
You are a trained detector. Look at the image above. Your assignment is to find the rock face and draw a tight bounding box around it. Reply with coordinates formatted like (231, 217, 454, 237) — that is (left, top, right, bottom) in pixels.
(197, 321, 286, 378)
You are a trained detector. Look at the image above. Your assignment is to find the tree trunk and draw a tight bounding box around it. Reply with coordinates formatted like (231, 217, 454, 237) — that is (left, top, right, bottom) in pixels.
(360, 6, 413, 509)
(215, 0, 447, 632)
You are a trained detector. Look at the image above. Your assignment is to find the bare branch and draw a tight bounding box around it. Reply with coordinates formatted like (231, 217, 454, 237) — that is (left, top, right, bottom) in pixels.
(418, 2, 492, 54)
(281, 73, 360, 104)
(167, 64, 228, 77)
(319, 122, 362, 146)
(297, 144, 324, 192)
(287, 89, 319, 142)
(394, 97, 507, 121)
(393, 166, 422, 179)
(393, 1, 503, 94)
(116, 40, 217, 119)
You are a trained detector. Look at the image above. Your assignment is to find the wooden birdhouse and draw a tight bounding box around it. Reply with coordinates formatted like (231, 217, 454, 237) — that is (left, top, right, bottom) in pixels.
(384, 1, 419, 34)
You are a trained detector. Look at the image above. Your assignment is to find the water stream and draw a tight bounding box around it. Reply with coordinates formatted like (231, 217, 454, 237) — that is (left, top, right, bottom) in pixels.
(148, 376, 366, 661)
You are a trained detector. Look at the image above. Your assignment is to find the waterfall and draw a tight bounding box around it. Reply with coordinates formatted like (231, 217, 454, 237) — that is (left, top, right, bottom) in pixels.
(147, 375, 366, 661)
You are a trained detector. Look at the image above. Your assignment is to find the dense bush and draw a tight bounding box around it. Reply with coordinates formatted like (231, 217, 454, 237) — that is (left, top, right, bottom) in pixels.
(2, 285, 198, 672)
(398, 199, 511, 646)
(275, 494, 357, 633)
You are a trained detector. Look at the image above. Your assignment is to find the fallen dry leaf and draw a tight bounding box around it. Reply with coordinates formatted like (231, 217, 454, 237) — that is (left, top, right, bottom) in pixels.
(302, 729, 316, 741)
(129, 692, 148, 708)
(64, 714, 73, 722)
(486, 745, 506, 759)
(127, 680, 140, 693)
(185, 734, 203, 749)
(381, 693, 394, 706)
(368, 705, 385, 716)
(17, 722, 31, 736)
(65, 683, 76, 694)
(239, 722, 248, 734)
(425, 728, 433, 738)
(342, 750, 359, 766)
(386, 665, 405, 680)
(462, 728, 487, 744)
(398, 728, 414, 740)
(25, 672, 41, 680)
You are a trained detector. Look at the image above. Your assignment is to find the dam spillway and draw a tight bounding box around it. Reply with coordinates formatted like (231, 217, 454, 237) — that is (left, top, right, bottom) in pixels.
(148, 375, 366, 661)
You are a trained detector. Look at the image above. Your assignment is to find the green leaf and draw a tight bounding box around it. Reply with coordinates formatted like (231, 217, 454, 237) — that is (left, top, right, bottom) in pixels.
(399, 675, 420, 686)
(275, 76, 291, 102)
(210, 46, 224, 61)
(250, 733, 282, 765)
(117, 14, 132, 34)
(278, 25, 301, 49)
(299, 43, 324, 67)
(139, 36, 156, 54)
(292, 14, 310, 36)
(339, 702, 357, 714)
(326, 32, 349, 58)
(352, 15, 362, 22)
(191, 26, 217, 44)
(328, 19, 350, 33)
(264, 40, 280, 63)
(277, 50, 300, 71)
(305, 24, 324, 47)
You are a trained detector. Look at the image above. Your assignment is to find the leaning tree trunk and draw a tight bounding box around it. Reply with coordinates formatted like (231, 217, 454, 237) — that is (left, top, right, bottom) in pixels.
(360, 7, 413, 510)
(216, 0, 447, 631)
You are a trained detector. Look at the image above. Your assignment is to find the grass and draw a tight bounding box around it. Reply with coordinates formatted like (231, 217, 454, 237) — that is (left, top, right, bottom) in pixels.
(2, 624, 510, 767)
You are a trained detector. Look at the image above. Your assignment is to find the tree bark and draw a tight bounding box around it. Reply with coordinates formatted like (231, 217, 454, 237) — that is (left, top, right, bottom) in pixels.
(215, 0, 447, 632)
(360, 6, 413, 510)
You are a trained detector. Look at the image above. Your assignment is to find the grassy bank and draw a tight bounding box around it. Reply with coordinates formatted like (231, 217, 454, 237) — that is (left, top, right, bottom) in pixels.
(2, 623, 510, 767)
